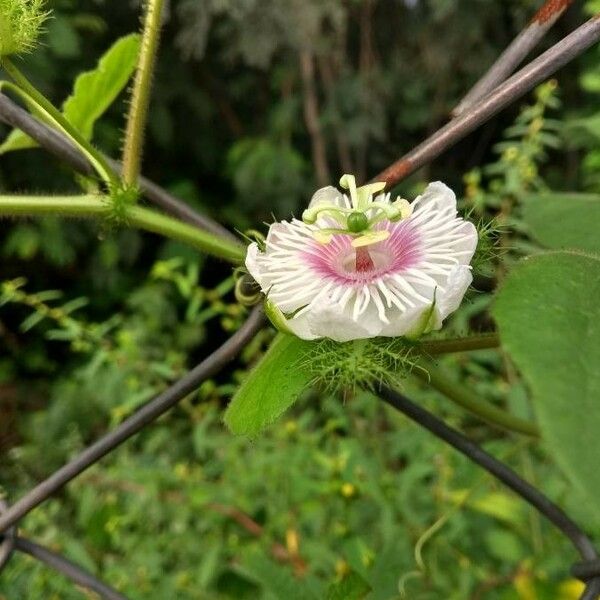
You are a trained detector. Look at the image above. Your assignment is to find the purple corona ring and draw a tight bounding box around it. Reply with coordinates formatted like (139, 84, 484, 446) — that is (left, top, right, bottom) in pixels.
(246, 176, 478, 342)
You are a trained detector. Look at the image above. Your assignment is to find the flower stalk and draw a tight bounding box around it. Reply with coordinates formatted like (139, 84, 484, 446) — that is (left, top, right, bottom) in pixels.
(414, 359, 539, 437)
(0, 195, 245, 263)
(121, 0, 165, 187)
(418, 333, 500, 355)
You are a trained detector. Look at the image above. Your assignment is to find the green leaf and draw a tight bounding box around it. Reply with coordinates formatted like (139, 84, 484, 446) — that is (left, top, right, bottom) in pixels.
(224, 333, 312, 436)
(522, 193, 600, 253)
(0, 129, 38, 154)
(240, 552, 318, 600)
(326, 572, 371, 600)
(0, 33, 140, 155)
(494, 251, 600, 518)
(63, 33, 140, 140)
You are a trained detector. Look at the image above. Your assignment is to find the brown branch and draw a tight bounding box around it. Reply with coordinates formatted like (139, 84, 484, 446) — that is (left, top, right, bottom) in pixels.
(0, 307, 265, 534)
(300, 50, 331, 187)
(454, 0, 574, 116)
(207, 502, 307, 573)
(372, 15, 600, 188)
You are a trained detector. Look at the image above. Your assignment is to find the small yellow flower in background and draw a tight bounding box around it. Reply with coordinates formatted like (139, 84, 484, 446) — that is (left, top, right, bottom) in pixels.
(341, 483, 357, 498)
(335, 559, 351, 578)
(558, 579, 586, 600)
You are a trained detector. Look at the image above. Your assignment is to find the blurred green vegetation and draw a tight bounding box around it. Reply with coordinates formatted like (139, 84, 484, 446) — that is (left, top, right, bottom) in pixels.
(2, 0, 600, 598)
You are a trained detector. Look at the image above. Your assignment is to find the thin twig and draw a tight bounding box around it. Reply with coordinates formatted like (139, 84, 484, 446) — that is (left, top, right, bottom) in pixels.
(454, 0, 575, 116)
(0, 93, 239, 243)
(0, 307, 265, 534)
(378, 387, 600, 600)
(373, 15, 600, 188)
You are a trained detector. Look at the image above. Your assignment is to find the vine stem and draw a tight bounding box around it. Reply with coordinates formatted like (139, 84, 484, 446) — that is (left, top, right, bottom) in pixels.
(0, 195, 245, 263)
(414, 359, 540, 437)
(418, 332, 500, 355)
(122, 0, 165, 186)
(0, 57, 117, 188)
(0, 91, 241, 242)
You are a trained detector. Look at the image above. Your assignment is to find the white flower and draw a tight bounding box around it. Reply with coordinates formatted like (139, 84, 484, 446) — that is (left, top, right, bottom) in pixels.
(246, 177, 478, 342)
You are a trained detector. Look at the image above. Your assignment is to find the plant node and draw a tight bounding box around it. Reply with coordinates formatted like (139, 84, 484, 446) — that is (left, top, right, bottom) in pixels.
(105, 184, 140, 226)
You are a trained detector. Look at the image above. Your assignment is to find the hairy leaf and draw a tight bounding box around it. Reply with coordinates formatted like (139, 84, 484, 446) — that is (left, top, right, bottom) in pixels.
(62, 32, 140, 140)
(326, 572, 371, 600)
(0, 33, 140, 154)
(494, 251, 600, 518)
(224, 333, 312, 436)
(522, 193, 600, 253)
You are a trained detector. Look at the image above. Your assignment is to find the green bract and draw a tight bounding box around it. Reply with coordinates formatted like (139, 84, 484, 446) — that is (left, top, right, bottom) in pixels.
(0, 0, 48, 57)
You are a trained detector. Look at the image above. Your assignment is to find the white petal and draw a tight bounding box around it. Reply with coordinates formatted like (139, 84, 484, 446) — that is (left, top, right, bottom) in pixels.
(412, 181, 457, 214)
(432, 265, 473, 328)
(308, 186, 345, 209)
(245, 243, 265, 287)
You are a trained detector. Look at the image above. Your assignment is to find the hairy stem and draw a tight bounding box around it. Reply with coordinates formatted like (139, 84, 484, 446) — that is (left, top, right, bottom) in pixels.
(0, 91, 241, 242)
(419, 333, 500, 355)
(414, 359, 539, 437)
(0, 195, 245, 263)
(0, 57, 118, 187)
(122, 0, 165, 186)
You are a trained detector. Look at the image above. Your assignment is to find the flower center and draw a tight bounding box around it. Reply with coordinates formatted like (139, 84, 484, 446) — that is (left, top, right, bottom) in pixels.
(340, 246, 391, 276)
(303, 221, 422, 286)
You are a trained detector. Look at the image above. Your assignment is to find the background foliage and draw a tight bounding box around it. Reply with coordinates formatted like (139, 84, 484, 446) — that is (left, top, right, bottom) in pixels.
(1, 0, 600, 598)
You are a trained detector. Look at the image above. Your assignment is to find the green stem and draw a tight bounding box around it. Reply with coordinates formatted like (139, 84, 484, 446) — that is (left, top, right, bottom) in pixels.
(418, 333, 500, 355)
(0, 195, 245, 264)
(122, 0, 165, 186)
(0, 57, 118, 187)
(414, 359, 539, 438)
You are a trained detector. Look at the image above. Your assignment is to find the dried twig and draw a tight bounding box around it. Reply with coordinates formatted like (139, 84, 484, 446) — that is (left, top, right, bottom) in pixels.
(373, 15, 600, 188)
